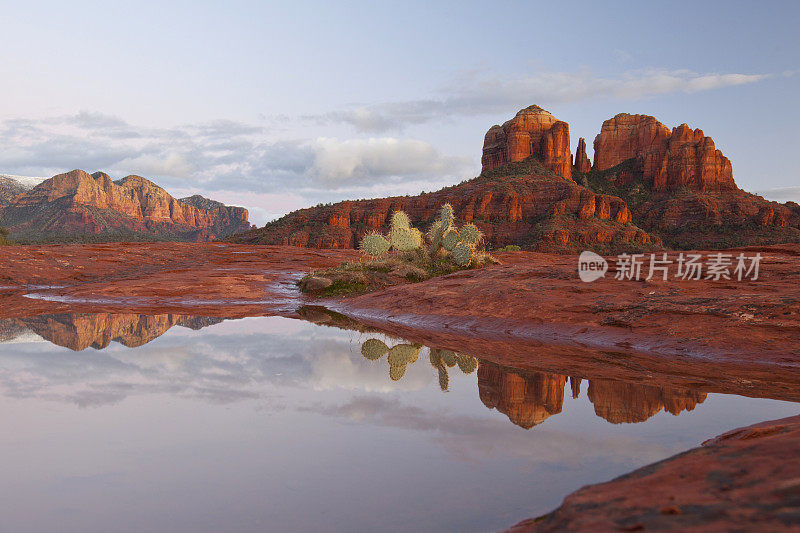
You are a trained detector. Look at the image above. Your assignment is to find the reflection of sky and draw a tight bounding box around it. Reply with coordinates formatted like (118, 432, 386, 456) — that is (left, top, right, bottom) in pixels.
(0, 316, 797, 533)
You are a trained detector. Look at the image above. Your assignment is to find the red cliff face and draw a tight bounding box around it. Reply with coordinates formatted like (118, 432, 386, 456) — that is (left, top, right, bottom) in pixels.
(593, 113, 735, 192)
(574, 137, 591, 174)
(482, 105, 573, 180)
(0, 170, 251, 242)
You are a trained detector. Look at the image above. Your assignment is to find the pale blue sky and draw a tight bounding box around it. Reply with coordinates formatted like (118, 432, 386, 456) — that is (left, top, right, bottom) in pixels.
(0, 1, 797, 223)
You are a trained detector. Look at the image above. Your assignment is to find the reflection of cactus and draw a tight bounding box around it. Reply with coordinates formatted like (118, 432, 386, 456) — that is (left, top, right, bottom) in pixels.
(456, 354, 477, 374)
(438, 366, 449, 391)
(391, 210, 410, 230)
(452, 241, 474, 266)
(389, 365, 406, 381)
(441, 349, 457, 367)
(387, 344, 421, 366)
(361, 232, 391, 256)
(442, 229, 459, 251)
(361, 338, 389, 360)
(459, 223, 483, 245)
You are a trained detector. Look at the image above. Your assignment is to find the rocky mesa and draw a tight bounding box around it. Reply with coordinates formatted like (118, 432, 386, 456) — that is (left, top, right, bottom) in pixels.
(0, 169, 252, 242)
(230, 105, 800, 252)
(230, 106, 661, 254)
(582, 113, 800, 248)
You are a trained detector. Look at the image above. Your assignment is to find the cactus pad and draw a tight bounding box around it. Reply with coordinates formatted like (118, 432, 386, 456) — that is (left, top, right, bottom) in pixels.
(438, 366, 449, 391)
(361, 338, 389, 360)
(387, 344, 421, 367)
(361, 232, 391, 256)
(391, 210, 411, 230)
(459, 223, 483, 245)
(442, 229, 459, 251)
(389, 364, 407, 381)
(440, 350, 457, 367)
(456, 354, 478, 374)
(439, 203, 454, 227)
(390, 227, 421, 251)
(452, 241, 474, 266)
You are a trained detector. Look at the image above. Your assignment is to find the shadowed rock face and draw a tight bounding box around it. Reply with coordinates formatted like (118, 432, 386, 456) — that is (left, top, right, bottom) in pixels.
(482, 105, 573, 180)
(0, 169, 251, 242)
(593, 113, 735, 192)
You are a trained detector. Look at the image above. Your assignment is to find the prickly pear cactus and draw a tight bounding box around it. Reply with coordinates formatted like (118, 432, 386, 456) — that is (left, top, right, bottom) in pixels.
(439, 203, 454, 227)
(459, 223, 483, 245)
(410, 228, 424, 248)
(442, 229, 459, 251)
(390, 227, 421, 251)
(437, 366, 449, 391)
(452, 241, 474, 266)
(391, 210, 411, 230)
(429, 349, 443, 368)
(361, 232, 391, 256)
(387, 344, 420, 366)
(456, 354, 478, 374)
(389, 364, 406, 381)
(361, 338, 389, 360)
(441, 350, 457, 367)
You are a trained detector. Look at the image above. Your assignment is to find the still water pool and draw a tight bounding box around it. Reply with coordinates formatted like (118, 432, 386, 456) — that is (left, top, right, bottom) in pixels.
(0, 314, 796, 532)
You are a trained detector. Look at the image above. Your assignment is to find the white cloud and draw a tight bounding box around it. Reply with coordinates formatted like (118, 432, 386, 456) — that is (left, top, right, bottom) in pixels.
(310, 137, 469, 186)
(757, 186, 800, 204)
(315, 68, 769, 132)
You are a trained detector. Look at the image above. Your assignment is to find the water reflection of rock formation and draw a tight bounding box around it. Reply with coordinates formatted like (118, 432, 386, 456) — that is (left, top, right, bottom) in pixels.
(0, 314, 226, 351)
(477, 361, 707, 428)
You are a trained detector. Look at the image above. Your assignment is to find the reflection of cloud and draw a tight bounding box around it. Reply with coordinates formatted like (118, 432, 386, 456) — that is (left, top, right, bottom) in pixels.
(304, 338, 432, 393)
(0, 317, 434, 407)
(302, 395, 672, 465)
(313, 68, 769, 132)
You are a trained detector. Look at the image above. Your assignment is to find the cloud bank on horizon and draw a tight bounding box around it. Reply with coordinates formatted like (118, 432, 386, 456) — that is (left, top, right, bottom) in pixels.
(0, 68, 776, 224)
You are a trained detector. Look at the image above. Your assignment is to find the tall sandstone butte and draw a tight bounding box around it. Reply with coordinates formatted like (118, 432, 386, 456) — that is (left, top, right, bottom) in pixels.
(593, 113, 735, 191)
(481, 105, 573, 180)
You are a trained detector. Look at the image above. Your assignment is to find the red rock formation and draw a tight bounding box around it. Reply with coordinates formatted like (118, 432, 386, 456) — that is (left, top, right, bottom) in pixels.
(0, 177, 27, 206)
(587, 379, 707, 424)
(507, 415, 800, 532)
(0, 169, 251, 242)
(573, 137, 591, 173)
(593, 113, 735, 191)
(6, 313, 224, 351)
(478, 362, 566, 428)
(482, 106, 573, 180)
(230, 156, 660, 252)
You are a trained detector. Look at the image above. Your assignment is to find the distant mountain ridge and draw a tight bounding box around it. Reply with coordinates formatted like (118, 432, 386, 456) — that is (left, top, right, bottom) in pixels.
(0, 169, 252, 242)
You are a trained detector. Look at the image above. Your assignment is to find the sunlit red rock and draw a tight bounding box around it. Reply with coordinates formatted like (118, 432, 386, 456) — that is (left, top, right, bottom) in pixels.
(573, 137, 591, 174)
(593, 113, 735, 192)
(481, 105, 573, 180)
(0, 169, 251, 242)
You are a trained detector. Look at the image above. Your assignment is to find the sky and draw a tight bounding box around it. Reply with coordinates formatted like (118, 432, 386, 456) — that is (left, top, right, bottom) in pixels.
(0, 1, 797, 224)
